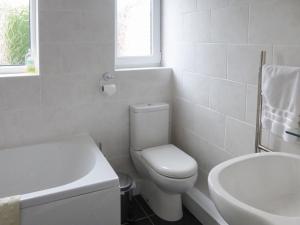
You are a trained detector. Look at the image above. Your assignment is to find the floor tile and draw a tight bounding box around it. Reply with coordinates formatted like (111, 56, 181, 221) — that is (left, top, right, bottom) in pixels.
(127, 198, 148, 222)
(149, 208, 202, 225)
(125, 196, 203, 225)
(135, 195, 155, 216)
(128, 218, 153, 225)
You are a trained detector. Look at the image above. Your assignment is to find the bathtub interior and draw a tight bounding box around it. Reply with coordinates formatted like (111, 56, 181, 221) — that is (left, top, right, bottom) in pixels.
(0, 135, 97, 198)
(219, 154, 300, 216)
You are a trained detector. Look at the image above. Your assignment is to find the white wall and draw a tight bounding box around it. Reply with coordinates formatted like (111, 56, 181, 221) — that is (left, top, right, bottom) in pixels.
(162, 0, 300, 189)
(0, 0, 172, 174)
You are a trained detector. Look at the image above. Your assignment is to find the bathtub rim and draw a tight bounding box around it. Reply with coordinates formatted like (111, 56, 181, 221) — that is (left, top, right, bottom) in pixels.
(4, 134, 120, 209)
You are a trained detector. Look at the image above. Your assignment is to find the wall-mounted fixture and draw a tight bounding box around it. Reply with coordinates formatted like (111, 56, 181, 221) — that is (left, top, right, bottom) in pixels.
(255, 51, 300, 152)
(102, 72, 116, 81)
(100, 72, 117, 96)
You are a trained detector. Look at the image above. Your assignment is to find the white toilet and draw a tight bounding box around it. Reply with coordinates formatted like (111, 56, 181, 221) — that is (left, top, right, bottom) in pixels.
(130, 103, 198, 221)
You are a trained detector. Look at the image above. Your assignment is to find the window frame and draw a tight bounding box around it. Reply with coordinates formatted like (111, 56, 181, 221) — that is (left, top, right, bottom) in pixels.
(115, 0, 161, 69)
(0, 0, 39, 76)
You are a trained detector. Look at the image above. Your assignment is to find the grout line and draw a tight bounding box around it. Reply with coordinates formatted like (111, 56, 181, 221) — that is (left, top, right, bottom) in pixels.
(132, 196, 204, 225)
(135, 216, 150, 222)
(225, 44, 228, 80)
(148, 215, 156, 225)
(134, 197, 155, 225)
(247, 3, 250, 44)
(243, 83, 248, 122)
(135, 197, 153, 217)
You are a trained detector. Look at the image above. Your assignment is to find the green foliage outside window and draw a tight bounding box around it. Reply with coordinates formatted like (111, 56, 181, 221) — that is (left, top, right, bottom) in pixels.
(4, 7, 30, 65)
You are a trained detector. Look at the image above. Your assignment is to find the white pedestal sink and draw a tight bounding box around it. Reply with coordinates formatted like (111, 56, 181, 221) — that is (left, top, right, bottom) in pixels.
(208, 152, 300, 225)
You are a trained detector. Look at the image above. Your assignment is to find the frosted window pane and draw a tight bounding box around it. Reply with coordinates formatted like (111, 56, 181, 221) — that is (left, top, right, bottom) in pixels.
(117, 0, 152, 57)
(0, 0, 30, 66)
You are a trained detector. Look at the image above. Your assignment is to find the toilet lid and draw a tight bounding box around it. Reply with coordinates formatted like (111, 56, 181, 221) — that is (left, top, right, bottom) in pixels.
(141, 145, 198, 179)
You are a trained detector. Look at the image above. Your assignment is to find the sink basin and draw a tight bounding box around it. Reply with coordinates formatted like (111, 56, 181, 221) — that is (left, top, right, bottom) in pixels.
(208, 152, 300, 225)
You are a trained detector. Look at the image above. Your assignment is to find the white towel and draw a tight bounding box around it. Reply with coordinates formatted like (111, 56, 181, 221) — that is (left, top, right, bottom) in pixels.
(262, 65, 300, 142)
(0, 196, 20, 225)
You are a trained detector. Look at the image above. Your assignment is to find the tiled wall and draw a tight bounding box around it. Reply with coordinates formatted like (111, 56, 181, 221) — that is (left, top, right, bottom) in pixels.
(0, 0, 172, 173)
(162, 0, 300, 186)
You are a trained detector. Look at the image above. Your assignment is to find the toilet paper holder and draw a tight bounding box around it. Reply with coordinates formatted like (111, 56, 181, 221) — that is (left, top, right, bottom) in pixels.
(100, 72, 117, 96)
(101, 83, 117, 96)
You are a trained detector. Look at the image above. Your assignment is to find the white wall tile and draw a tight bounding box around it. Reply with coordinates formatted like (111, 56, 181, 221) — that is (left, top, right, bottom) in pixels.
(115, 68, 172, 101)
(61, 0, 113, 12)
(41, 74, 94, 107)
(197, 0, 229, 10)
(182, 72, 210, 106)
(39, 11, 82, 43)
(80, 10, 114, 44)
(161, 0, 183, 44)
(180, 0, 197, 13)
(0, 108, 43, 148)
(249, 0, 300, 44)
(39, 0, 62, 11)
(211, 5, 249, 43)
(108, 155, 138, 179)
(195, 44, 227, 78)
(172, 121, 185, 148)
(273, 46, 300, 67)
(193, 105, 226, 148)
(183, 129, 232, 173)
(98, 44, 115, 73)
(180, 43, 197, 72)
(171, 71, 185, 99)
(227, 45, 273, 85)
(210, 79, 246, 120)
(40, 104, 93, 140)
(39, 43, 63, 75)
(225, 117, 256, 156)
(228, 0, 277, 5)
(0, 77, 41, 111)
(92, 102, 131, 158)
(162, 43, 182, 71)
(246, 85, 258, 125)
(60, 44, 102, 74)
(173, 98, 196, 131)
(183, 11, 211, 42)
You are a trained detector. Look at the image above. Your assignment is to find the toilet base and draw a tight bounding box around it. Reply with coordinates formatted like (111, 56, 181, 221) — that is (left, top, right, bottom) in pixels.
(141, 180, 183, 221)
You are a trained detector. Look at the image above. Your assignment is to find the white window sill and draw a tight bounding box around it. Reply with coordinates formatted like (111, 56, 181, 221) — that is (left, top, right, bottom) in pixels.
(115, 66, 172, 72)
(0, 73, 39, 78)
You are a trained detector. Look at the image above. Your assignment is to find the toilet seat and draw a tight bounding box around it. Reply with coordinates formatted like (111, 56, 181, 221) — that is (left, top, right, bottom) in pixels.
(141, 144, 198, 179)
(131, 144, 198, 220)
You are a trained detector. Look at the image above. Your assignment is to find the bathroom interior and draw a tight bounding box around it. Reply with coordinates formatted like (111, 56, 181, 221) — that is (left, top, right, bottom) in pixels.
(0, 0, 299, 225)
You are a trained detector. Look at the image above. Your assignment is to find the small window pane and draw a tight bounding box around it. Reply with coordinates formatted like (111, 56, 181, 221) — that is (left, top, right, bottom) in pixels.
(117, 0, 152, 57)
(0, 0, 30, 66)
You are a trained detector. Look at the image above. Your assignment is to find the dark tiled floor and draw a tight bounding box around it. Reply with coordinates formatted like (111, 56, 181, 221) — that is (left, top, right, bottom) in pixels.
(122, 195, 203, 225)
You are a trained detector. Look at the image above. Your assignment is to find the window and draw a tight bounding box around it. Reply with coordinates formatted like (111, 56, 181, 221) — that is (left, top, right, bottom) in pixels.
(0, 0, 38, 75)
(116, 0, 161, 68)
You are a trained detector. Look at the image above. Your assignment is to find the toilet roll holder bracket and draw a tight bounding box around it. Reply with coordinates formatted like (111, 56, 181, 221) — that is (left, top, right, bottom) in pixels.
(102, 72, 115, 81)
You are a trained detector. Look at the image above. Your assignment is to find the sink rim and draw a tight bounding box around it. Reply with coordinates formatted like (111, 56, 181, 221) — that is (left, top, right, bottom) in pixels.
(208, 152, 300, 220)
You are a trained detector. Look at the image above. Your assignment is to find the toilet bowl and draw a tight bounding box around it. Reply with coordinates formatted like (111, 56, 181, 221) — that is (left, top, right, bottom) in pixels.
(130, 103, 198, 221)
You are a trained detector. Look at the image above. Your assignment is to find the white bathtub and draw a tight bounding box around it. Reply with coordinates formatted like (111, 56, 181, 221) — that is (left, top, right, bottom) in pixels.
(0, 134, 120, 225)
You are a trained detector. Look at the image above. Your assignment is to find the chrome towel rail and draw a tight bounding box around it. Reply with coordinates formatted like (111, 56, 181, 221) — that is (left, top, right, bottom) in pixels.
(255, 51, 273, 153)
